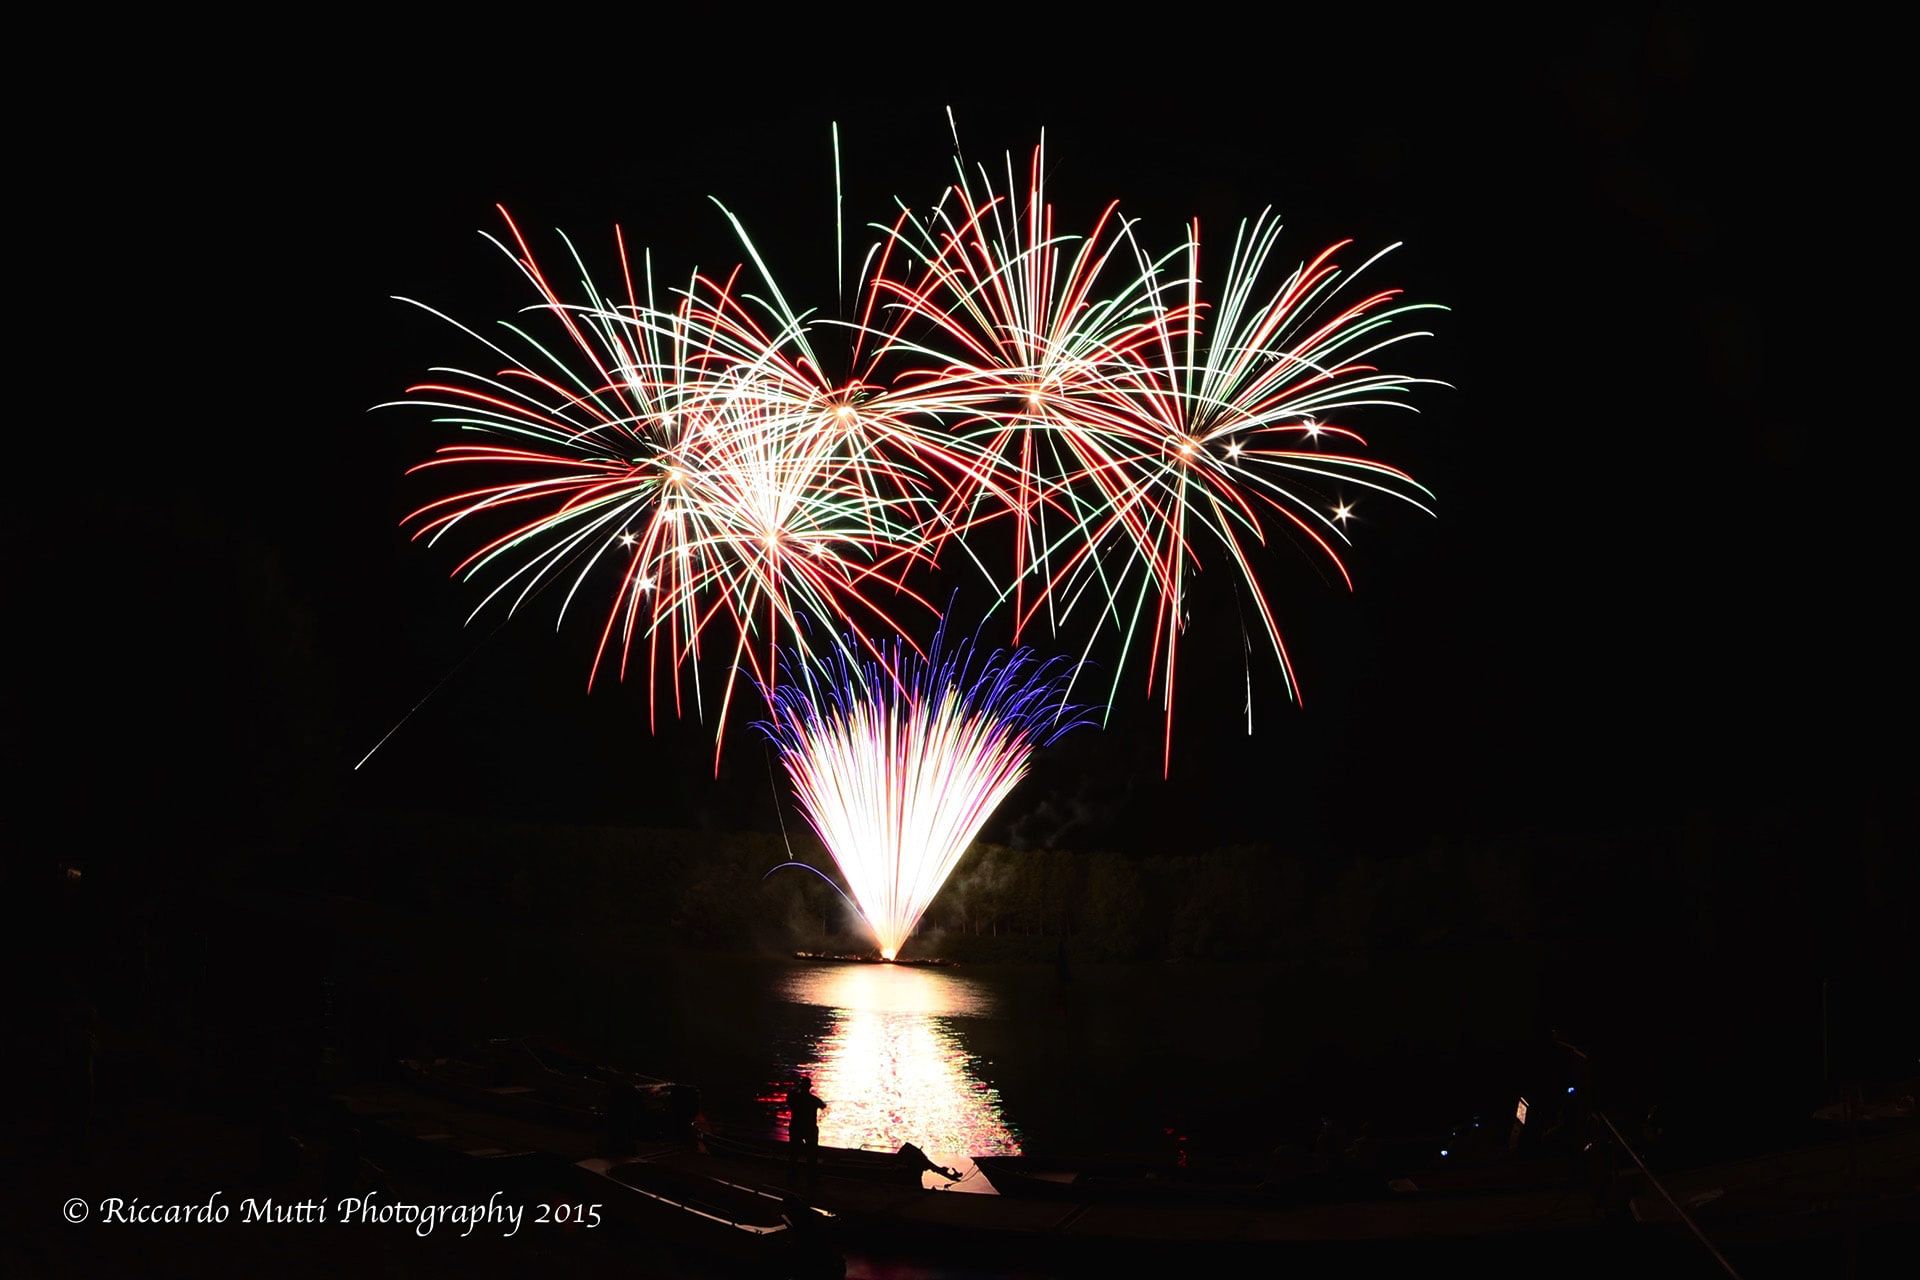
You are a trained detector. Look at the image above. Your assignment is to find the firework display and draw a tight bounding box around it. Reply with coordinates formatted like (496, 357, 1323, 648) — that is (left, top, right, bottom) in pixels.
(870, 140, 1444, 766)
(756, 624, 1088, 960)
(387, 208, 969, 762)
(385, 126, 1442, 954)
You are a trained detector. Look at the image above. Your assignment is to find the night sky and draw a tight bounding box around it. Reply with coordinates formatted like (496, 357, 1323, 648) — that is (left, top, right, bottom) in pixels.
(24, 16, 1906, 871)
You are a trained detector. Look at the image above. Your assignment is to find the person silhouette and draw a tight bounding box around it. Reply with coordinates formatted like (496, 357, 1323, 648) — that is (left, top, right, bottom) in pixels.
(787, 1075, 828, 1190)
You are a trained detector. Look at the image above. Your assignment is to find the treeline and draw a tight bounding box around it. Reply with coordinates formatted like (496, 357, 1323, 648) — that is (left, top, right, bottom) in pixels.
(318, 811, 1760, 965)
(911, 841, 1541, 962)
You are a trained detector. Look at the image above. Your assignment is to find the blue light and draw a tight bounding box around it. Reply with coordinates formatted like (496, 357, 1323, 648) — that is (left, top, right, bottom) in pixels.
(1440, 1149, 1449, 1158)
(1566, 1086, 1576, 1094)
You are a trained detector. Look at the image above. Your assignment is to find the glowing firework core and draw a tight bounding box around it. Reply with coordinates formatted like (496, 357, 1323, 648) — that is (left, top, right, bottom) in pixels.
(759, 631, 1086, 960)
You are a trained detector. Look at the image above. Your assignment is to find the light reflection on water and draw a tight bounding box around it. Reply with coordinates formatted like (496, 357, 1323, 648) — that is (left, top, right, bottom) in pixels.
(775, 963, 1021, 1183)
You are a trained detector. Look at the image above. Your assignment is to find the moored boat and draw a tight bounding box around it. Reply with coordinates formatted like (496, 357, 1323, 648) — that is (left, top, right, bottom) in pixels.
(353, 1109, 565, 1190)
(972, 1153, 1327, 1205)
(1627, 1127, 1920, 1242)
(699, 1128, 957, 1188)
(577, 1155, 845, 1277)
(399, 1038, 700, 1138)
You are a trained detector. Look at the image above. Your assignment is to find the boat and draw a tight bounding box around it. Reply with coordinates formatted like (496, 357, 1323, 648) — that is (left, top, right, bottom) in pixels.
(1375, 1107, 1590, 1196)
(1628, 1127, 1920, 1243)
(1375, 1039, 1599, 1196)
(972, 1153, 1331, 1205)
(1809, 1077, 1916, 1127)
(351, 1108, 567, 1190)
(577, 1155, 845, 1277)
(399, 1038, 700, 1138)
(698, 1127, 957, 1188)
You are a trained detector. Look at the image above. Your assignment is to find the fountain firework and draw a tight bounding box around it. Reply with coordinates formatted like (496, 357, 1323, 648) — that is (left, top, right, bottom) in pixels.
(755, 623, 1089, 960)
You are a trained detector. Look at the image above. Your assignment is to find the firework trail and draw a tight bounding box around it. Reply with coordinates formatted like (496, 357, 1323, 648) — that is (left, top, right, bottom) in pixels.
(384, 207, 978, 763)
(382, 128, 1444, 774)
(755, 621, 1089, 960)
(866, 143, 1446, 769)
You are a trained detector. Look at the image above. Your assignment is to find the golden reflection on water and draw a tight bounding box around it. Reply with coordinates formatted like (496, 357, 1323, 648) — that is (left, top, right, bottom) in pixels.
(778, 963, 1021, 1178)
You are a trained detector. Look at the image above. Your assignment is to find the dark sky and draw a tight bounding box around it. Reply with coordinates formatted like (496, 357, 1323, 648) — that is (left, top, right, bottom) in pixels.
(23, 16, 1907, 864)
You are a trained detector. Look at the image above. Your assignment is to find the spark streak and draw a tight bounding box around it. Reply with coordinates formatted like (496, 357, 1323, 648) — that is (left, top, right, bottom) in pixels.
(382, 127, 1444, 774)
(756, 623, 1088, 960)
